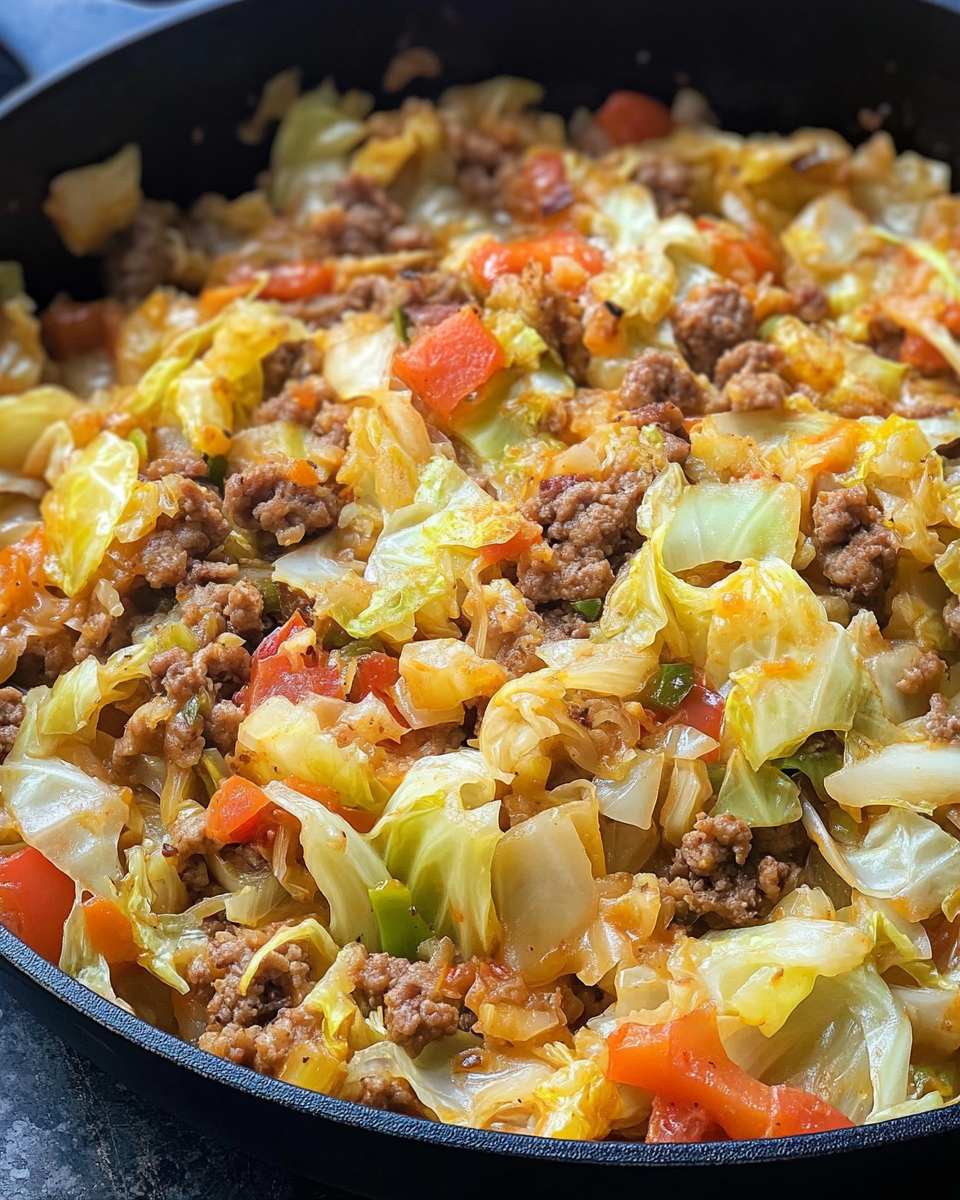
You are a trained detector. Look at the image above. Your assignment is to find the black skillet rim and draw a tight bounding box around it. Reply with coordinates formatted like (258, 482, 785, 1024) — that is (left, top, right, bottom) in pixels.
(2, 0, 960, 1168)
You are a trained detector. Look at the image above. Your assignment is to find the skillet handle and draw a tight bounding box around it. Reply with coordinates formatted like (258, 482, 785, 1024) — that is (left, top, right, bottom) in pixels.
(0, 0, 231, 84)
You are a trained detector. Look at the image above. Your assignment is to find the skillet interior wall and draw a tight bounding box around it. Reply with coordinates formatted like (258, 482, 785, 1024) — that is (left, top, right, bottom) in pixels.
(0, 0, 958, 304)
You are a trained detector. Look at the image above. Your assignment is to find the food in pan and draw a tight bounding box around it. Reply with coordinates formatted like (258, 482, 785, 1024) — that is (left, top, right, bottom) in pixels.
(2, 74, 960, 1141)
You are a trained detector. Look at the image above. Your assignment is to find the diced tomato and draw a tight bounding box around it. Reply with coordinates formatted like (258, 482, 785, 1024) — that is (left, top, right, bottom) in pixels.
(393, 307, 506, 416)
(350, 652, 400, 702)
(645, 1096, 728, 1144)
(41, 297, 118, 359)
(0, 529, 45, 622)
(696, 217, 780, 284)
(253, 612, 309, 663)
(478, 522, 543, 568)
(242, 611, 344, 711)
(206, 775, 276, 844)
(518, 151, 573, 218)
(594, 90, 674, 146)
(284, 775, 377, 834)
(899, 331, 950, 373)
(0, 847, 75, 964)
(671, 681, 724, 748)
(469, 232, 604, 291)
(83, 895, 138, 964)
(228, 261, 335, 302)
(608, 1009, 853, 1141)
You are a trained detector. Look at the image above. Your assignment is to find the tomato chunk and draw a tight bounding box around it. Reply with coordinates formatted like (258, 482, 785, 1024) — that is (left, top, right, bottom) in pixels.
(393, 307, 506, 416)
(0, 847, 75, 964)
(206, 776, 276, 844)
(350, 652, 400, 702)
(607, 1008, 853, 1141)
(469, 232, 604, 291)
(478, 522, 543, 568)
(900, 331, 950, 373)
(242, 611, 343, 711)
(594, 90, 674, 146)
(645, 1096, 728, 1144)
(83, 895, 138, 964)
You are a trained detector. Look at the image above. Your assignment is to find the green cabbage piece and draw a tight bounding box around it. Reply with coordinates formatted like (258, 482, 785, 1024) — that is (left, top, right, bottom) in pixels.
(347, 455, 532, 642)
(0, 693, 131, 896)
(671, 916, 873, 1037)
(59, 895, 127, 1007)
(236, 695, 388, 814)
(41, 431, 140, 596)
(802, 801, 960, 921)
(370, 749, 502, 958)
(450, 363, 572, 464)
(265, 781, 389, 948)
(712, 748, 801, 827)
(0, 386, 79, 471)
(723, 962, 911, 1122)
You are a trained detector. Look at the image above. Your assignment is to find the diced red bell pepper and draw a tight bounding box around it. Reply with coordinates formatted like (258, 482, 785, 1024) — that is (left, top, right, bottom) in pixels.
(695, 217, 781, 284)
(899, 331, 950, 373)
(645, 1096, 728, 1144)
(228, 260, 335, 302)
(393, 306, 507, 416)
(83, 895, 138, 964)
(478, 522, 543, 568)
(206, 775, 277, 844)
(469, 232, 604, 291)
(283, 775, 377, 834)
(594, 90, 674, 146)
(242, 611, 344, 711)
(0, 528, 46, 622)
(0, 846, 75, 964)
(349, 652, 400, 702)
(671, 681, 725, 747)
(607, 1008, 854, 1141)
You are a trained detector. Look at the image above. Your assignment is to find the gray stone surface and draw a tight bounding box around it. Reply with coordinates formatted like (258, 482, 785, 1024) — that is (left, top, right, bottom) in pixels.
(0, 977, 352, 1200)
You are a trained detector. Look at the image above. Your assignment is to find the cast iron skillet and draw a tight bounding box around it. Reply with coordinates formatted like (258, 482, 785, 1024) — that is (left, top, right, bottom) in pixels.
(2, 0, 960, 1193)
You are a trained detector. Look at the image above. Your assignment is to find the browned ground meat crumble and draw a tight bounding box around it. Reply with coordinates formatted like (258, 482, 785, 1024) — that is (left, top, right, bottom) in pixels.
(186, 920, 317, 1075)
(944, 595, 960, 641)
(811, 483, 899, 600)
(709, 339, 789, 413)
(224, 462, 345, 546)
(618, 348, 706, 415)
(897, 650, 945, 694)
(926, 692, 960, 742)
(130, 475, 231, 590)
(634, 157, 695, 217)
(659, 812, 803, 926)
(671, 280, 757, 377)
(517, 453, 648, 603)
(0, 686, 24, 760)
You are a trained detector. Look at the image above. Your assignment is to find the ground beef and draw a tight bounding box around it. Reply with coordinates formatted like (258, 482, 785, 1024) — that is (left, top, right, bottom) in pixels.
(790, 283, 830, 323)
(660, 812, 802, 927)
(619, 400, 691, 463)
(926, 692, 960, 742)
(634, 157, 694, 217)
(944, 596, 960, 641)
(618, 349, 707, 416)
(312, 175, 430, 258)
(71, 601, 122, 664)
(356, 1076, 427, 1118)
(259, 339, 324, 401)
(205, 699, 245, 755)
(287, 268, 469, 332)
(671, 280, 757, 377)
(351, 944, 469, 1057)
(103, 203, 172, 302)
(0, 686, 24, 760)
(516, 453, 646, 603)
(534, 273, 589, 384)
(541, 605, 592, 642)
(811, 484, 899, 600)
(897, 650, 944, 694)
(177, 577, 264, 643)
(142, 429, 207, 482)
(224, 462, 344, 547)
(186, 921, 317, 1076)
(134, 476, 230, 590)
(710, 340, 789, 413)
(869, 314, 904, 361)
(444, 119, 516, 207)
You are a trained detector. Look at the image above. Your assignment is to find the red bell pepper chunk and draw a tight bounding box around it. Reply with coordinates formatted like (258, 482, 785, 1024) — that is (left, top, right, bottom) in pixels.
(206, 775, 277, 845)
(672, 682, 725, 745)
(0, 528, 46, 622)
(899, 331, 950, 373)
(229, 260, 335, 302)
(283, 775, 377, 835)
(243, 611, 343, 711)
(594, 90, 674, 146)
(469, 232, 604, 291)
(645, 1096, 728, 1144)
(253, 611, 309, 663)
(350, 652, 400, 702)
(478, 522, 543, 568)
(393, 307, 506, 416)
(607, 1009, 854, 1141)
(0, 846, 75, 964)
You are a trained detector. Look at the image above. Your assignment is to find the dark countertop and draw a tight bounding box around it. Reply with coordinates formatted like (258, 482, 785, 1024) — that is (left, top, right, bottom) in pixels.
(0, 976, 354, 1200)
